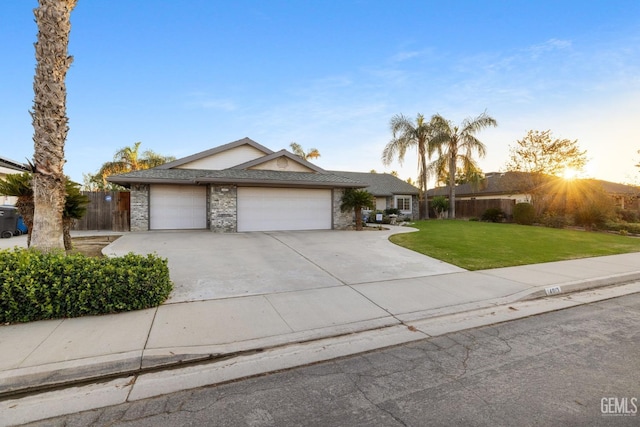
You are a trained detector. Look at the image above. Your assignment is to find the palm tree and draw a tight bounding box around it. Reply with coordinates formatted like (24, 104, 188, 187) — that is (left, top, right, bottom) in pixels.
(62, 180, 89, 251)
(95, 142, 176, 188)
(340, 189, 375, 230)
(30, 0, 78, 251)
(290, 142, 321, 161)
(0, 173, 88, 250)
(382, 114, 436, 208)
(0, 172, 34, 245)
(428, 112, 497, 218)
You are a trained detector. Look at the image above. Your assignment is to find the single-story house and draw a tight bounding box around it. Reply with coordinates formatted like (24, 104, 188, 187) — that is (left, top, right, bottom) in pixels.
(0, 156, 28, 206)
(107, 138, 420, 232)
(427, 172, 531, 204)
(428, 171, 640, 211)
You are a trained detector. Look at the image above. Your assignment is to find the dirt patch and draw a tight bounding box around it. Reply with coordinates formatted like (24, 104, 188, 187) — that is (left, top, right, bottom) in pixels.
(70, 235, 121, 257)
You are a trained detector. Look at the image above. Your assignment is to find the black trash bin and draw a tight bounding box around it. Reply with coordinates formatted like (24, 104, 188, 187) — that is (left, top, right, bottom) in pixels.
(0, 206, 19, 238)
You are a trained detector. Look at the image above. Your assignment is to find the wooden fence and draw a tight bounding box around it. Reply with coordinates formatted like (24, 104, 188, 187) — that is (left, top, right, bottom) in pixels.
(72, 191, 130, 231)
(429, 198, 516, 219)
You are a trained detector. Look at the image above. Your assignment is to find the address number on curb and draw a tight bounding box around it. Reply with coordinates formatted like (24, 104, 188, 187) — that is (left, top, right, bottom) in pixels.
(545, 286, 562, 296)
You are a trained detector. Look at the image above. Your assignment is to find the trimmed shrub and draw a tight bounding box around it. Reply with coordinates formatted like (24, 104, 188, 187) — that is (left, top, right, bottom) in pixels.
(513, 203, 536, 225)
(481, 208, 505, 223)
(0, 249, 172, 323)
(540, 212, 567, 229)
(603, 221, 640, 235)
(384, 208, 400, 216)
(616, 208, 639, 223)
(573, 203, 610, 230)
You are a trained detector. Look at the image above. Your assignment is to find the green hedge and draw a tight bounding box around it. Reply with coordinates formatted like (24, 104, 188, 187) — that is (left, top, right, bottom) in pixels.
(513, 202, 535, 225)
(0, 249, 172, 323)
(603, 221, 640, 235)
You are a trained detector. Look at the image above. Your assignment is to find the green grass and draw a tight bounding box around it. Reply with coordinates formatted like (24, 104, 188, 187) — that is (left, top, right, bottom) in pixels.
(390, 220, 640, 270)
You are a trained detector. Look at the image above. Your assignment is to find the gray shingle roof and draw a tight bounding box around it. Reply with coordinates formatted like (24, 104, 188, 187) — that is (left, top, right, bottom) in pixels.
(0, 156, 28, 172)
(329, 171, 420, 196)
(107, 168, 367, 188)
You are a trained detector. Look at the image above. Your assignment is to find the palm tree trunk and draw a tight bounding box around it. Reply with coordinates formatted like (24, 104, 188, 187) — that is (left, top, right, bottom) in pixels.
(355, 207, 363, 230)
(418, 144, 429, 219)
(448, 151, 457, 219)
(15, 197, 34, 247)
(63, 217, 73, 251)
(30, 0, 77, 252)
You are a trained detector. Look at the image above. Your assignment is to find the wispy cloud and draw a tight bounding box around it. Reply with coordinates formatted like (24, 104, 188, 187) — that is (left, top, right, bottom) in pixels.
(184, 92, 238, 111)
(390, 48, 435, 63)
(526, 38, 572, 59)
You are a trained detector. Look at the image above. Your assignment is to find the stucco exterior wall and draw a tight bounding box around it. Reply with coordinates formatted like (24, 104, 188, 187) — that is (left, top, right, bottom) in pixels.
(130, 184, 149, 231)
(210, 185, 237, 232)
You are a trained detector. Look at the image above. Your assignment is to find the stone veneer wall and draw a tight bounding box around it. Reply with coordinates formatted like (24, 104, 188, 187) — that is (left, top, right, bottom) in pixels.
(332, 188, 352, 230)
(411, 197, 420, 220)
(210, 185, 237, 232)
(130, 184, 149, 231)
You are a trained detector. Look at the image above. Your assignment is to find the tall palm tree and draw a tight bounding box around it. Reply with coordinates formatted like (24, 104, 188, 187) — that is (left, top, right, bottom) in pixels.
(382, 114, 436, 203)
(290, 142, 321, 161)
(30, 0, 77, 251)
(340, 189, 375, 230)
(428, 112, 497, 218)
(95, 142, 176, 187)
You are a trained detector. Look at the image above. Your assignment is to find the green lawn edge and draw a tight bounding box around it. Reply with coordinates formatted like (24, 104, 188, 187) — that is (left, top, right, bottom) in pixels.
(389, 220, 640, 270)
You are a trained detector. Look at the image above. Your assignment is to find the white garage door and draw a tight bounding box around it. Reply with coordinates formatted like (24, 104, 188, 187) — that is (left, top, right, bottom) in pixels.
(150, 185, 207, 230)
(237, 187, 332, 232)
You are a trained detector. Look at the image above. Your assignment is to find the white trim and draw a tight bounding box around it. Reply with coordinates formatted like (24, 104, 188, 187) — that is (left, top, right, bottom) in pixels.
(394, 195, 412, 213)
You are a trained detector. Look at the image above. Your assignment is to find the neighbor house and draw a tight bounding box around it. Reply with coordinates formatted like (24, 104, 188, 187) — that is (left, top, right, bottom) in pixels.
(427, 172, 531, 204)
(107, 138, 421, 232)
(427, 171, 640, 216)
(0, 155, 28, 205)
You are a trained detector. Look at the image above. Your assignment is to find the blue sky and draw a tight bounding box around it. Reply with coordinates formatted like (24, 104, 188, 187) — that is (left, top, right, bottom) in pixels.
(2, 0, 640, 186)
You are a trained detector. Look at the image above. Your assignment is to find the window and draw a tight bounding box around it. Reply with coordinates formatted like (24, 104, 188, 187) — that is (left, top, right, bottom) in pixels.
(395, 196, 411, 212)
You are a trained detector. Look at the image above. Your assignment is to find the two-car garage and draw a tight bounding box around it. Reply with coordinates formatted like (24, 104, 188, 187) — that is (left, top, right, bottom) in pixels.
(149, 185, 332, 232)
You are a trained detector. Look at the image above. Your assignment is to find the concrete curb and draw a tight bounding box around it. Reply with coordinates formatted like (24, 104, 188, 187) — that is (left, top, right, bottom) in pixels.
(3, 282, 639, 427)
(2, 278, 639, 400)
(515, 271, 640, 301)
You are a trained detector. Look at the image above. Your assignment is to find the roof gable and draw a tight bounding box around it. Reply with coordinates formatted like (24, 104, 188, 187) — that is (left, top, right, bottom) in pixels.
(158, 137, 273, 170)
(232, 150, 325, 173)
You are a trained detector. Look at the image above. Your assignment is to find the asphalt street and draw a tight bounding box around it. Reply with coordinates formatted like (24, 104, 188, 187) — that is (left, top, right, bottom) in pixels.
(22, 292, 640, 427)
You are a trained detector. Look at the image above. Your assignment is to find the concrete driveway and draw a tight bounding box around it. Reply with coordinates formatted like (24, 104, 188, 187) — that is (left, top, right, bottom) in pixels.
(105, 228, 465, 303)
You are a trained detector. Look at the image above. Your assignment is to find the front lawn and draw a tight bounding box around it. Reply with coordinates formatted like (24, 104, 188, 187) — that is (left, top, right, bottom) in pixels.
(390, 220, 640, 270)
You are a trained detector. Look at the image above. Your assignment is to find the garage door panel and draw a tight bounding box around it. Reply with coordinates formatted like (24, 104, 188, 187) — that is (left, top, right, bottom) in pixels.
(150, 185, 207, 230)
(238, 188, 331, 232)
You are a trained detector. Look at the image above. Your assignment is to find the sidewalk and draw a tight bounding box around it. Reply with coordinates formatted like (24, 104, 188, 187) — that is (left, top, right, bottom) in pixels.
(1, 231, 640, 424)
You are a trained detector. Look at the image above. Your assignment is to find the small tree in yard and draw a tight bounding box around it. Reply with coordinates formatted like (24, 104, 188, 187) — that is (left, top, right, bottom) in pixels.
(63, 180, 89, 250)
(0, 173, 88, 250)
(0, 173, 34, 245)
(504, 130, 588, 215)
(340, 189, 375, 230)
(431, 196, 449, 219)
